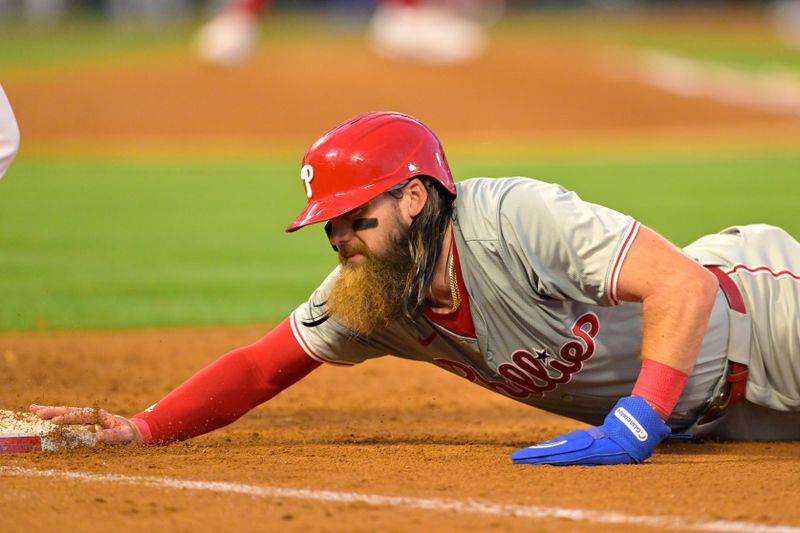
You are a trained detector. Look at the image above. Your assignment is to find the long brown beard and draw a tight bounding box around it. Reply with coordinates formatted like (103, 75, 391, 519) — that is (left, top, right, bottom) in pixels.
(327, 231, 411, 337)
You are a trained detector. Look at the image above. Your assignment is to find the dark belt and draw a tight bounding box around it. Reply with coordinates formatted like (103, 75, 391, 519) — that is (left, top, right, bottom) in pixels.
(696, 266, 749, 423)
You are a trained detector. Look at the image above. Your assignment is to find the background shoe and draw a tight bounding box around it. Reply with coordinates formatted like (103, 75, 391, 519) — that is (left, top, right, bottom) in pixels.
(195, 9, 259, 67)
(369, 2, 487, 65)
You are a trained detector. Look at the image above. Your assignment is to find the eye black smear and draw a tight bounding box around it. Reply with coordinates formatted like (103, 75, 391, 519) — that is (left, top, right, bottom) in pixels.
(352, 218, 378, 231)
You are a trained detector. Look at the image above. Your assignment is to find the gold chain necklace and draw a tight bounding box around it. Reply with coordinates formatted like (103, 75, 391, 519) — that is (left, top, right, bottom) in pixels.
(447, 251, 461, 313)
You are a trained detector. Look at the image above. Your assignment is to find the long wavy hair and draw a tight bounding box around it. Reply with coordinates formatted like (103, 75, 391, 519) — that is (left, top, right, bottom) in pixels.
(388, 177, 455, 320)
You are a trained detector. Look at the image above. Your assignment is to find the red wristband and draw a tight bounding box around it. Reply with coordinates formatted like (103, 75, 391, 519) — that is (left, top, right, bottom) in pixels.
(631, 359, 689, 421)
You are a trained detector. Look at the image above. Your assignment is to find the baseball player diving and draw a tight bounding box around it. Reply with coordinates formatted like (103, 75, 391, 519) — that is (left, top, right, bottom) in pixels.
(31, 112, 800, 466)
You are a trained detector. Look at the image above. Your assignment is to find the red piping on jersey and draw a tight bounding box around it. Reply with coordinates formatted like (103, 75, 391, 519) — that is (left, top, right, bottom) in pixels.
(423, 233, 477, 339)
(725, 263, 800, 282)
(608, 220, 641, 305)
(290, 310, 355, 366)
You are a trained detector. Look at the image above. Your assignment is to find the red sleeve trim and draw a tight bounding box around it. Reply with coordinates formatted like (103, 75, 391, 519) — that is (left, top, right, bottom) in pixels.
(290, 310, 355, 366)
(608, 220, 640, 305)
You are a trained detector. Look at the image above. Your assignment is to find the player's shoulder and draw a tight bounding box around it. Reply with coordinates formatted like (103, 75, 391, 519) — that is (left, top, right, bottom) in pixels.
(455, 177, 566, 230)
(456, 177, 567, 206)
(455, 176, 551, 241)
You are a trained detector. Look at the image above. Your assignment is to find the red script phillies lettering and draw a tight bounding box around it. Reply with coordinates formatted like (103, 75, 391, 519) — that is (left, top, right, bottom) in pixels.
(434, 312, 599, 399)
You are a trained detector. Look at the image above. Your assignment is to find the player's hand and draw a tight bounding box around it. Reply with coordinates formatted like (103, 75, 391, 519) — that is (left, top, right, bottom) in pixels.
(510, 396, 670, 466)
(29, 404, 143, 446)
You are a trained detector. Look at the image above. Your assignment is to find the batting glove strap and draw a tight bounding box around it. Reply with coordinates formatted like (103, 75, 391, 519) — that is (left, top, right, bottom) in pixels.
(510, 396, 670, 466)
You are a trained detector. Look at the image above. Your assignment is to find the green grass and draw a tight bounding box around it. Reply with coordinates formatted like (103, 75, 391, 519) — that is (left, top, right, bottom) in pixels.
(0, 155, 335, 330)
(1, 150, 798, 331)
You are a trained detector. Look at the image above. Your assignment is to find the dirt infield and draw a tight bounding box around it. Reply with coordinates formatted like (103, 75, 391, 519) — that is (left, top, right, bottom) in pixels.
(1, 326, 799, 532)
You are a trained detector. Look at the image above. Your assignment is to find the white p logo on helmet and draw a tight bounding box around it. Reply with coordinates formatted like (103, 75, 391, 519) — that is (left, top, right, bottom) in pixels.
(300, 164, 314, 199)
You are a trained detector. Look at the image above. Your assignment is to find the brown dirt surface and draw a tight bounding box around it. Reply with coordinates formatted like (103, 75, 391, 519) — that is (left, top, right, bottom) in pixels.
(1, 326, 799, 532)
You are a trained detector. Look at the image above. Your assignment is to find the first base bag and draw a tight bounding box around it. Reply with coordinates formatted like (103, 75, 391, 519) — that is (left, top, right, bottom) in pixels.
(0, 409, 96, 453)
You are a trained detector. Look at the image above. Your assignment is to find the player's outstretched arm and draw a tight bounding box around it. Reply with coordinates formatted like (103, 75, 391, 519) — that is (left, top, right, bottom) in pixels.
(31, 317, 320, 446)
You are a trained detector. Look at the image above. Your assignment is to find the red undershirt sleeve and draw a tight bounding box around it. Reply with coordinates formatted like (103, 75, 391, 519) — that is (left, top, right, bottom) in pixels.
(130, 317, 321, 444)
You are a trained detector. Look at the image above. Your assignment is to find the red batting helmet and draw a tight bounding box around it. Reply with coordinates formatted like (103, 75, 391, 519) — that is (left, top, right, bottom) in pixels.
(286, 112, 456, 232)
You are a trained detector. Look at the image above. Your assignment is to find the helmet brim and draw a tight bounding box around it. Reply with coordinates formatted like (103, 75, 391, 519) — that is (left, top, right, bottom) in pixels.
(285, 184, 387, 232)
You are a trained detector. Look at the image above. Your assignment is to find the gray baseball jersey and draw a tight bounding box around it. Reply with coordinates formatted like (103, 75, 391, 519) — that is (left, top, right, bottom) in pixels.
(291, 177, 800, 436)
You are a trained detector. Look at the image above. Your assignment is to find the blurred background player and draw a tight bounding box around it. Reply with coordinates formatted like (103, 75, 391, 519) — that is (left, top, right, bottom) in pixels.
(194, 0, 498, 67)
(194, 0, 263, 66)
(369, 0, 493, 64)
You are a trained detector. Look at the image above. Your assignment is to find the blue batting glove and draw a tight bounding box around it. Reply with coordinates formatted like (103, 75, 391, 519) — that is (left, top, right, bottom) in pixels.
(511, 396, 670, 466)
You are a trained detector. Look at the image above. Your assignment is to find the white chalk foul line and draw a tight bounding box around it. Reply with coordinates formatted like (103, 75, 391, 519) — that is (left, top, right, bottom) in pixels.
(1, 466, 798, 533)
